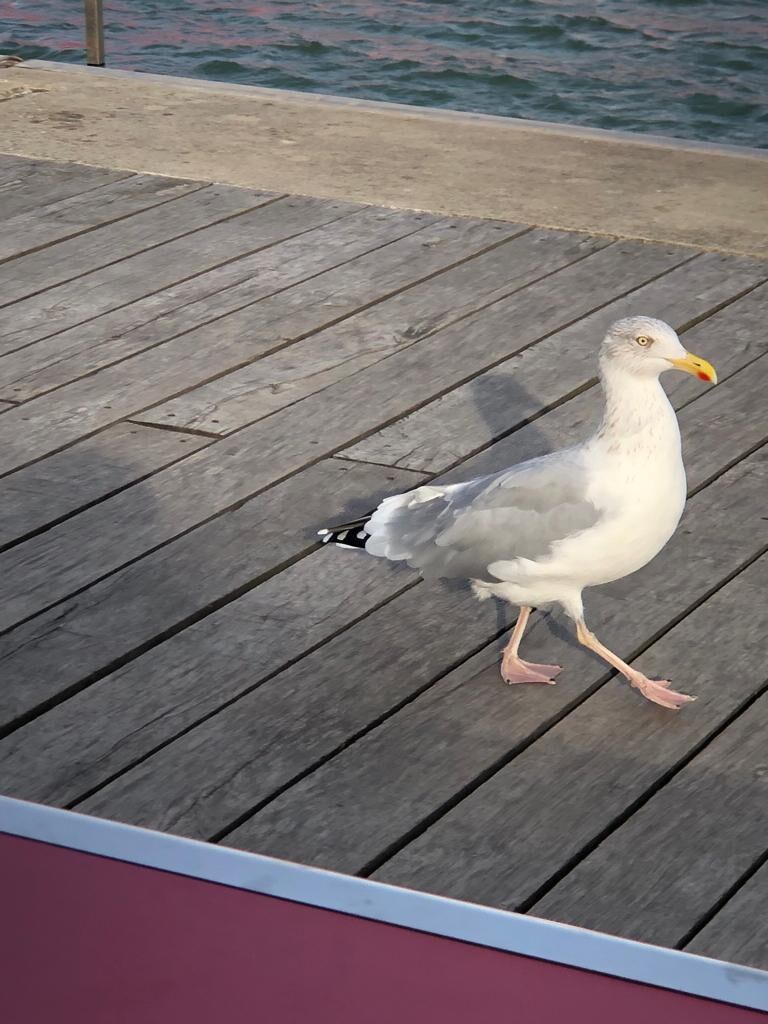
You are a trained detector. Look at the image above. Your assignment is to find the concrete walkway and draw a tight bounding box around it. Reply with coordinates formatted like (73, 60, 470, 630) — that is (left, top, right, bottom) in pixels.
(0, 60, 766, 256)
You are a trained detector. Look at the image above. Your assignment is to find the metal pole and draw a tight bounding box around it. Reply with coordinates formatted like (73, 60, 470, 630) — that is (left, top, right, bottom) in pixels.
(84, 0, 105, 66)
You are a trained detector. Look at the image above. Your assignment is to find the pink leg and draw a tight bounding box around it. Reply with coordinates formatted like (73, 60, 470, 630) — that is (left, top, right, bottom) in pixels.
(576, 620, 695, 710)
(501, 606, 562, 685)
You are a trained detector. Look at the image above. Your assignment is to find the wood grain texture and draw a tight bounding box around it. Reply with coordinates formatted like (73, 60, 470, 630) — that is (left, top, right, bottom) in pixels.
(342, 258, 767, 472)
(116, 242, 758, 522)
(531, 650, 768, 948)
(222, 450, 768, 874)
(435, 346, 768, 498)
(0, 205, 443, 400)
(663, 281, 768, 406)
(0, 156, 129, 219)
(0, 334, 759, 738)
(0, 423, 210, 548)
(0, 183, 281, 307)
(366, 478, 768, 906)
(0, 459, 422, 729)
(0, 156, 765, 971)
(0, 240, 693, 627)
(75, 445, 768, 846)
(0, 549, 419, 809)
(0, 195, 359, 355)
(73, 576, 515, 836)
(687, 860, 768, 971)
(0, 214, 517, 470)
(135, 228, 606, 435)
(0, 173, 203, 263)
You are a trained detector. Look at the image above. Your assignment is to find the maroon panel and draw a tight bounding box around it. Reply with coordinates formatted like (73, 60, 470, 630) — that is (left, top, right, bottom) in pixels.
(1, 833, 760, 1024)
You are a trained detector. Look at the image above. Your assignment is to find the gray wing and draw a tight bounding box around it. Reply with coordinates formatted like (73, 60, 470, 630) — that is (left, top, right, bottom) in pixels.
(365, 449, 600, 581)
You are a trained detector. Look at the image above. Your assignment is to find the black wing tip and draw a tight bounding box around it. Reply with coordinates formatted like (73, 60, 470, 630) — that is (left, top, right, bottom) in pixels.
(317, 520, 371, 550)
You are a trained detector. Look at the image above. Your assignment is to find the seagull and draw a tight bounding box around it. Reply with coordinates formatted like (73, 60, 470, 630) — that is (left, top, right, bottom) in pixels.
(320, 317, 717, 709)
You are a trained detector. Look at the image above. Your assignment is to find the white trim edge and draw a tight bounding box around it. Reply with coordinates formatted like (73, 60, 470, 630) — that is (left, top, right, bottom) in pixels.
(1, 796, 766, 1012)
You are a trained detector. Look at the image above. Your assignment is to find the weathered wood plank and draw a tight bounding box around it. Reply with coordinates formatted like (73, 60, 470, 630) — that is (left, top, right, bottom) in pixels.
(530, 679, 768, 948)
(0, 401, 12, 411)
(0, 326, 758, 737)
(71, 449, 768, 842)
(0, 459, 423, 730)
(0, 423, 210, 549)
(0, 237, 671, 477)
(687, 861, 768, 971)
(342, 266, 768, 472)
(439, 347, 768, 503)
(365, 546, 768, 908)
(0, 241, 690, 627)
(0, 553, 420, 809)
(0, 157, 129, 219)
(73, 580, 512, 833)
(0, 173, 204, 264)
(0, 195, 359, 355)
(0, 211, 501, 401)
(0, 215, 522, 462)
(133, 228, 608, 435)
(218, 468, 768, 877)
(0, 318, 762, 738)
(0, 183, 280, 308)
(663, 284, 768, 407)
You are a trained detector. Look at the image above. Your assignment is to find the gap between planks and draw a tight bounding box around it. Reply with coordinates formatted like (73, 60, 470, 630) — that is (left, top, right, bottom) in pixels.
(203, 618, 514, 845)
(0, 156, 132, 220)
(683, 849, 768, 963)
(0, 240, 689, 644)
(339, 276, 767, 477)
(0, 263, 763, 676)
(1, 250, 765, 761)
(0, 204, 448, 399)
(72, 224, 533, 420)
(0, 187, 287, 312)
(217, 539, 768, 863)
(66, 572, 426, 813)
(58, 450, 766, 866)
(122, 229, 604, 438)
(0, 459, 427, 739)
(0, 192, 370, 361)
(516, 667, 768, 916)
(197, 532, 767, 921)
(0, 423, 214, 555)
(125, 419, 221, 440)
(1, 389, 765, 905)
(12, 427, 766, 830)
(0, 235, 678, 483)
(0, 216, 527, 415)
(0, 177, 210, 268)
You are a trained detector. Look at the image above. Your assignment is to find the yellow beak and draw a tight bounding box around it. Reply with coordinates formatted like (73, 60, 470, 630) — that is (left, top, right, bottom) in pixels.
(668, 351, 717, 384)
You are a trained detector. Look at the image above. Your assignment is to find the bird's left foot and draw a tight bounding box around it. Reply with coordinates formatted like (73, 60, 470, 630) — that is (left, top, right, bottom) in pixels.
(501, 655, 562, 685)
(628, 671, 696, 710)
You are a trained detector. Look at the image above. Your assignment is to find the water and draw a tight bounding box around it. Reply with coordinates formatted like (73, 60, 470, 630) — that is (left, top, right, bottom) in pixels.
(2, 1, 766, 149)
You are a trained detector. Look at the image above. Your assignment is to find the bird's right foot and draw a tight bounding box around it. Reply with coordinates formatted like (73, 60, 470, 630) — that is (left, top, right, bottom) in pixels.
(501, 655, 562, 686)
(628, 671, 696, 710)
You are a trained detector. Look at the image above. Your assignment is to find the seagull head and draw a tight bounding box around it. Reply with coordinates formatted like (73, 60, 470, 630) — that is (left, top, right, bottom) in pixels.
(601, 316, 717, 384)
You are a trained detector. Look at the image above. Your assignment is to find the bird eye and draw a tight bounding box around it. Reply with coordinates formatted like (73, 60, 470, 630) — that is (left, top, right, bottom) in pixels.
(636, 335, 651, 347)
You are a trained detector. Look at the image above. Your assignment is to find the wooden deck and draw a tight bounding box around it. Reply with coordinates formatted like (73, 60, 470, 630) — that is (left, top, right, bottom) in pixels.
(0, 152, 766, 970)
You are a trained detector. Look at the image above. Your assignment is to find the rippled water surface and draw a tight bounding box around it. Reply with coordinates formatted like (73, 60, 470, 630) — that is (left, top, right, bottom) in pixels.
(1, 1, 766, 147)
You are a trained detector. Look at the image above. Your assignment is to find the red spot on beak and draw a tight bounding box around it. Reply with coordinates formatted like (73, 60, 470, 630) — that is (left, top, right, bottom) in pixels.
(697, 371, 710, 381)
